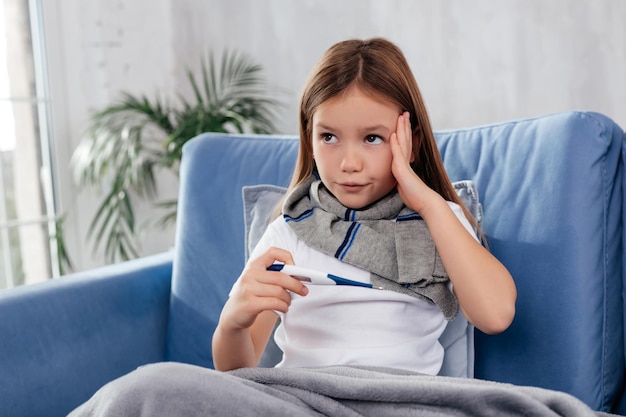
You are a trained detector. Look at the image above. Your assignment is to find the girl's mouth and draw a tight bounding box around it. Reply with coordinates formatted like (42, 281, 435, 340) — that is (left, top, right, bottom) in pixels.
(340, 183, 366, 192)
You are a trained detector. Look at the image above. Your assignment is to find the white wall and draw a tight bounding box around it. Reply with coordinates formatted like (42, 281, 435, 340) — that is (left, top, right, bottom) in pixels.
(175, 0, 625, 133)
(44, 0, 626, 271)
(43, 0, 177, 270)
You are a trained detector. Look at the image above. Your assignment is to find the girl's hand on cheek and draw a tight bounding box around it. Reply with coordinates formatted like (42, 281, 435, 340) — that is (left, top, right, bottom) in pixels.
(390, 112, 436, 212)
(220, 247, 308, 332)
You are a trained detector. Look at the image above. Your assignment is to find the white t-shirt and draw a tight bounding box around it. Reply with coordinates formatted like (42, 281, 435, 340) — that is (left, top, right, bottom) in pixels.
(246, 201, 476, 375)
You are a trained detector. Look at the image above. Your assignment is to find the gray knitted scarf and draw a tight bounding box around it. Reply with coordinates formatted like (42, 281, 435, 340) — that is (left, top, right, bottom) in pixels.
(282, 175, 458, 320)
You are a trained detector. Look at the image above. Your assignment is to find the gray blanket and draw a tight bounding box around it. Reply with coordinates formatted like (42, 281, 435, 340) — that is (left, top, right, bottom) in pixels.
(69, 362, 614, 416)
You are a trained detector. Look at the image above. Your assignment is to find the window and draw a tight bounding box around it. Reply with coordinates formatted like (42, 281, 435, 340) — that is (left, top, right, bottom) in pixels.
(0, 0, 59, 289)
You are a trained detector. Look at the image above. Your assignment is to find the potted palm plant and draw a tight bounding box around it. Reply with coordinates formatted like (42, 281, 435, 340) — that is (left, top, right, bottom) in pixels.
(72, 50, 281, 264)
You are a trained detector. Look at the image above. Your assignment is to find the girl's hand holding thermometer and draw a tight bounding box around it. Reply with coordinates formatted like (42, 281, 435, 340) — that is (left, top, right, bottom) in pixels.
(267, 264, 382, 289)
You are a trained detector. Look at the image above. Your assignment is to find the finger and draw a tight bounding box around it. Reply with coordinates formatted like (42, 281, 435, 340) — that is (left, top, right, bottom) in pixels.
(260, 270, 310, 300)
(242, 274, 295, 301)
(393, 114, 409, 161)
(260, 270, 308, 297)
(404, 111, 412, 134)
(252, 291, 293, 313)
(390, 133, 408, 172)
(230, 278, 293, 321)
(252, 296, 291, 314)
(391, 125, 413, 172)
(401, 112, 413, 160)
(257, 246, 295, 266)
(234, 295, 290, 320)
(245, 247, 293, 278)
(261, 247, 309, 295)
(238, 265, 305, 301)
(279, 274, 309, 296)
(240, 269, 308, 299)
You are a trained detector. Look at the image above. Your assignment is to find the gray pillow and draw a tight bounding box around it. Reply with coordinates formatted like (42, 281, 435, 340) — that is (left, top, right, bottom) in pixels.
(242, 181, 482, 377)
(243, 184, 289, 261)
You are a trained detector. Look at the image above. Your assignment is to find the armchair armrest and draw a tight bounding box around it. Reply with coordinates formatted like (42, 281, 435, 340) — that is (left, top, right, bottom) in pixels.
(0, 251, 173, 417)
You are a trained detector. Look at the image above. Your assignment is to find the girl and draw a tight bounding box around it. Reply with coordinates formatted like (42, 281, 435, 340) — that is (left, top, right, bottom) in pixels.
(212, 38, 516, 374)
(70, 38, 519, 417)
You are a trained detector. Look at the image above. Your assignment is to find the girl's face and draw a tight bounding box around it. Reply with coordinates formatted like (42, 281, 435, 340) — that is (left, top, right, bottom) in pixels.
(311, 87, 401, 209)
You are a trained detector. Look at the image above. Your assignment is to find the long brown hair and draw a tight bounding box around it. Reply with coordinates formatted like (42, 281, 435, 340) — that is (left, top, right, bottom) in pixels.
(285, 37, 478, 231)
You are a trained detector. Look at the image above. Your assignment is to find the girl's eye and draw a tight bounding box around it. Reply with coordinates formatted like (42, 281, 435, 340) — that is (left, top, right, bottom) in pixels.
(365, 135, 384, 145)
(321, 133, 337, 144)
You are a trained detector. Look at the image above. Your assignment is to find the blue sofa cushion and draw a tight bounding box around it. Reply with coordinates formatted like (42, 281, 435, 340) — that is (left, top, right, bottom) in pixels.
(436, 111, 625, 412)
(241, 181, 481, 378)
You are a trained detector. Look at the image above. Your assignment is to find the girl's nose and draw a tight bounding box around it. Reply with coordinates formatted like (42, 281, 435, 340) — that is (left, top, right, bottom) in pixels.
(340, 147, 363, 172)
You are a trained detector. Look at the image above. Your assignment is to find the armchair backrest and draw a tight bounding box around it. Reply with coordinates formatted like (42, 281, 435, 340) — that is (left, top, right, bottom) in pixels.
(167, 111, 626, 412)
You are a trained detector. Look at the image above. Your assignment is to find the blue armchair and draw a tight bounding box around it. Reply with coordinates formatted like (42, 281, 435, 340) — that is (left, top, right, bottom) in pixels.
(1, 111, 624, 416)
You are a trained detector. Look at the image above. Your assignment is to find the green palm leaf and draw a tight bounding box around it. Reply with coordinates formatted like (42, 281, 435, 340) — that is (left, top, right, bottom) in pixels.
(71, 49, 281, 264)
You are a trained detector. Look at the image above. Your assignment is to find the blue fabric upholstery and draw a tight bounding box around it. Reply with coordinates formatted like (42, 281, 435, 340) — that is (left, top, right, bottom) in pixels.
(167, 111, 626, 413)
(436, 111, 625, 410)
(0, 252, 173, 417)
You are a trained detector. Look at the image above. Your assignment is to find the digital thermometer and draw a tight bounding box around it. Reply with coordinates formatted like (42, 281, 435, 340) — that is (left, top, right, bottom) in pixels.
(267, 264, 381, 289)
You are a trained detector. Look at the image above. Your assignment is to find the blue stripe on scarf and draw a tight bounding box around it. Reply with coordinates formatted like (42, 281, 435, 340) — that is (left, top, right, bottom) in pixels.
(396, 212, 422, 222)
(343, 209, 358, 221)
(284, 208, 315, 223)
(334, 222, 361, 260)
(341, 223, 361, 260)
